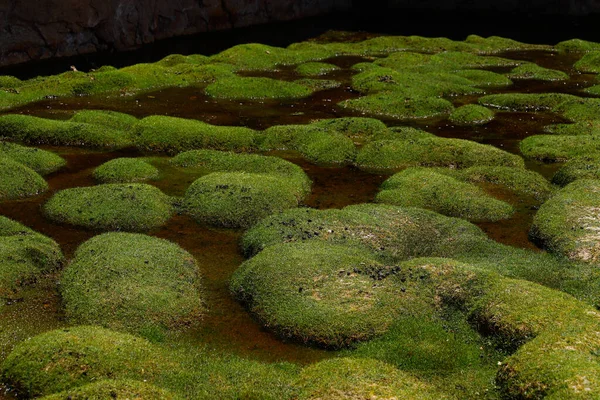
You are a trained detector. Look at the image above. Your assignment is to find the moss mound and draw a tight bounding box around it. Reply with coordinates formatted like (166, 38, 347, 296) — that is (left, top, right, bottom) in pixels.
(70, 110, 138, 131)
(448, 104, 494, 126)
(560, 98, 600, 123)
(556, 38, 600, 52)
(356, 137, 524, 172)
(296, 358, 448, 399)
(0, 114, 132, 149)
(0, 76, 22, 89)
(184, 172, 303, 228)
(0, 216, 63, 300)
(531, 179, 600, 262)
(339, 92, 454, 120)
(205, 76, 312, 100)
(0, 157, 48, 200)
(0, 326, 162, 397)
(574, 51, 600, 73)
(376, 168, 514, 221)
(520, 134, 600, 161)
(544, 121, 600, 136)
(311, 117, 390, 143)
(295, 62, 340, 76)
(61, 233, 204, 336)
(454, 69, 513, 87)
(43, 183, 174, 232)
(0, 142, 65, 175)
(552, 155, 600, 186)
(41, 379, 179, 400)
(131, 115, 258, 154)
(231, 241, 403, 347)
(479, 92, 580, 111)
(507, 63, 569, 81)
(93, 158, 159, 183)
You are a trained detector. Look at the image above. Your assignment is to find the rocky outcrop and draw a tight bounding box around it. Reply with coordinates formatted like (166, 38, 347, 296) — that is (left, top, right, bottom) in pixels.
(0, 0, 351, 67)
(383, 0, 600, 15)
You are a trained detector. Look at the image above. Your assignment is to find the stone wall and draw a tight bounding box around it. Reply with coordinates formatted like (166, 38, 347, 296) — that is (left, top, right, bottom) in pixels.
(0, 0, 351, 67)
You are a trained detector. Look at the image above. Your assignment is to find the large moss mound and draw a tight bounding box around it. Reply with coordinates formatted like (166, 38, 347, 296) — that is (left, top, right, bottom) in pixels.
(93, 157, 159, 183)
(0, 157, 48, 200)
(376, 168, 514, 221)
(339, 92, 454, 120)
(552, 155, 600, 186)
(69, 109, 138, 131)
(574, 51, 600, 73)
(61, 233, 204, 336)
(205, 76, 313, 100)
(41, 379, 179, 400)
(520, 134, 600, 161)
(43, 183, 174, 231)
(0, 142, 65, 175)
(506, 63, 569, 81)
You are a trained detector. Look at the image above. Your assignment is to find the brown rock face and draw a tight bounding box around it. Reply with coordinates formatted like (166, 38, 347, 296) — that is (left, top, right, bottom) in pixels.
(0, 0, 351, 67)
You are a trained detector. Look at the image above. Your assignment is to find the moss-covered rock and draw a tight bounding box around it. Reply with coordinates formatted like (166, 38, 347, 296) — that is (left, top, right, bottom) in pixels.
(231, 241, 403, 347)
(356, 137, 524, 172)
(448, 104, 494, 126)
(552, 155, 600, 186)
(556, 38, 600, 52)
(574, 51, 600, 73)
(0, 157, 48, 200)
(93, 158, 159, 183)
(506, 63, 569, 81)
(205, 76, 312, 100)
(296, 358, 448, 399)
(43, 184, 174, 231)
(0, 216, 63, 300)
(339, 92, 454, 120)
(0, 114, 132, 149)
(520, 134, 600, 161)
(184, 172, 303, 228)
(0, 142, 65, 175)
(131, 115, 258, 154)
(41, 379, 179, 400)
(61, 233, 204, 337)
(479, 92, 580, 111)
(70, 110, 138, 131)
(295, 62, 340, 76)
(376, 168, 513, 221)
(530, 179, 600, 262)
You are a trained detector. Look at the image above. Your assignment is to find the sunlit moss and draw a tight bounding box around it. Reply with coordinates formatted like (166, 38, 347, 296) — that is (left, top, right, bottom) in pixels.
(448, 104, 494, 126)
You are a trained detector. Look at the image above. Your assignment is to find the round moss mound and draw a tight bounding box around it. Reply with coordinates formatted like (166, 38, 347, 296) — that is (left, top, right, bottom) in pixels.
(311, 117, 390, 143)
(1, 326, 162, 397)
(296, 358, 448, 399)
(552, 155, 600, 186)
(507, 63, 569, 81)
(61, 233, 204, 337)
(41, 379, 178, 400)
(93, 157, 159, 183)
(479, 92, 579, 112)
(531, 179, 600, 262)
(376, 168, 514, 222)
(184, 172, 302, 228)
(543, 121, 600, 136)
(448, 104, 494, 126)
(0, 157, 48, 200)
(339, 92, 454, 120)
(0, 216, 63, 300)
(43, 183, 174, 232)
(520, 134, 600, 162)
(295, 62, 340, 76)
(453, 69, 513, 87)
(294, 78, 341, 91)
(70, 109, 138, 131)
(231, 241, 402, 348)
(574, 51, 600, 73)
(205, 76, 313, 100)
(0, 142, 65, 175)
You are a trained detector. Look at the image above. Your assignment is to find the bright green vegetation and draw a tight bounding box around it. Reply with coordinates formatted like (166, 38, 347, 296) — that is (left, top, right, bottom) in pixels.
(294, 78, 341, 91)
(339, 92, 454, 119)
(552, 155, 600, 185)
(311, 117, 390, 143)
(40, 380, 180, 400)
(183, 172, 303, 228)
(93, 157, 159, 183)
(585, 84, 600, 95)
(61, 233, 204, 338)
(559, 98, 600, 122)
(376, 168, 514, 221)
(544, 121, 600, 136)
(0, 157, 48, 200)
(43, 184, 174, 231)
(355, 136, 524, 172)
(448, 104, 494, 126)
(506, 63, 569, 81)
(0, 114, 132, 149)
(531, 179, 600, 262)
(69, 109, 138, 131)
(556, 38, 600, 52)
(155, 53, 209, 67)
(0, 216, 63, 300)
(0, 76, 21, 89)
(454, 69, 513, 87)
(205, 76, 313, 100)
(0, 142, 65, 175)
(295, 62, 340, 76)
(478, 92, 580, 111)
(520, 134, 600, 161)
(131, 115, 258, 154)
(574, 51, 600, 73)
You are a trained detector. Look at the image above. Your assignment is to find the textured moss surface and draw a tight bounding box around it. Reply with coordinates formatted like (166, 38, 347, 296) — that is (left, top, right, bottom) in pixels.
(507, 63, 569, 81)
(205, 76, 313, 100)
(0, 157, 48, 200)
(448, 104, 494, 126)
(93, 158, 159, 183)
(0, 142, 65, 175)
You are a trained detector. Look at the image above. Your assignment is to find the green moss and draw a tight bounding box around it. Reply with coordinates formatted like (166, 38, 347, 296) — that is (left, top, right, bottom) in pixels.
(339, 92, 454, 120)
(356, 137, 524, 172)
(520, 134, 600, 161)
(374, 50, 520, 72)
(560, 98, 600, 122)
(0, 114, 132, 149)
(61, 233, 204, 337)
(231, 241, 403, 348)
(552, 155, 600, 186)
(205, 76, 313, 100)
(296, 358, 448, 399)
(506, 63, 569, 81)
(0, 216, 63, 300)
(131, 115, 258, 154)
(295, 62, 340, 76)
(41, 379, 179, 400)
(93, 158, 159, 183)
(478, 93, 580, 111)
(0, 142, 65, 175)
(584, 84, 600, 95)
(453, 69, 513, 87)
(556, 38, 600, 52)
(448, 104, 494, 126)
(183, 172, 303, 228)
(0, 157, 48, 200)
(0, 76, 22, 89)
(70, 110, 138, 131)
(43, 183, 174, 232)
(376, 168, 513, 221)
(464, 34, 553, 53)
(543, 121, 600, 136)
(311, 117, 390, 143)
(293, 78, 341, 91)
(155, 53, 208, 67)
(530, 179, 600, 262)
(574, 51, 600, 73)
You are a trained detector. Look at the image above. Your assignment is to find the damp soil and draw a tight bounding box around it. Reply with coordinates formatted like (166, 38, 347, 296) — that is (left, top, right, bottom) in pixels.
(0, 37, 597, 398)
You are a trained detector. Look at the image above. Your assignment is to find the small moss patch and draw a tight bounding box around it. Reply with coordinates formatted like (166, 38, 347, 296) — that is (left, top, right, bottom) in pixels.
(70, 110, 138, 131)
(574, 51, 600, 73)
(479, 92, 580, 111)
(41, 379, 179, 400)
(507, 63, 569, 81)
(295, 62, 340, 76)
(205, 76, 312, 100)
(339, 92, 454, 120)
(448, 104, 494, 126)
(93, 158, 159, 183)
(556, 38, 600, 52)
(0, 142, 65, 175)
(0, 157, 48, 200)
